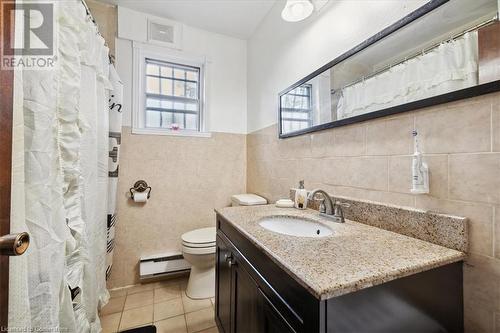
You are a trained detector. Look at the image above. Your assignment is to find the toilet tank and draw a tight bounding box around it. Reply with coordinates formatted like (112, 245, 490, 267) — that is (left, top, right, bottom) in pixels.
(231, 194, 267, 207)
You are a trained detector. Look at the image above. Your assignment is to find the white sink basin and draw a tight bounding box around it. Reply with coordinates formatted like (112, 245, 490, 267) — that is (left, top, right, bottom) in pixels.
(259, 216, 333, 238)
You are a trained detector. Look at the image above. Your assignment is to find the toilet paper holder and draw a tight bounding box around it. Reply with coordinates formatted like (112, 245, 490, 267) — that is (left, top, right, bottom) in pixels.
(130, 180, 152, 200)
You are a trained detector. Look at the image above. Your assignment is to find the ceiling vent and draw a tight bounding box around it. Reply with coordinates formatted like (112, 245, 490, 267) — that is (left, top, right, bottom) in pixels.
(148, 18, 182, 49)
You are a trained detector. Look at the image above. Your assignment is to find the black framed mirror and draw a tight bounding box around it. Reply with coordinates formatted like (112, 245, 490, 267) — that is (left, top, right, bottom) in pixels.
(279, 0, 500, 138)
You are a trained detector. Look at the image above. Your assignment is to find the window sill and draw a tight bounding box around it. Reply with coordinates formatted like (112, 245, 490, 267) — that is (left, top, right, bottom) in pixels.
(132, 127, 212, 138)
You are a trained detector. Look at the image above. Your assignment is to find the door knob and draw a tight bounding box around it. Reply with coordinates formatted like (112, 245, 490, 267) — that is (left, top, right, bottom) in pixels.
(0, 232, 30, 256)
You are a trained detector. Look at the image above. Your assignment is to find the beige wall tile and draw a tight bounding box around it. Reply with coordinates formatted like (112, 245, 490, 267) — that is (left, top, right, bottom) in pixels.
(389, 155, 448, 198)
(463, 254, 500, 333)
(449, 153, 500, 204)
(493, 100, 500, 152)
(109, 129, 246, 288)
(310, 131, 334, 157)
(366, 116, 413, 156)
(496, 206, 500, 259)
(323, 157, 388, 191)
(86, 0, 116, 57)
(332, 124, 366, 156)
(416, 101, 491, 154)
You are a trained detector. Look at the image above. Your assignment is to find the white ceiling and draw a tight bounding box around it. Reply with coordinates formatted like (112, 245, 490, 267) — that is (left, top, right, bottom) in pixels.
(96, 0, 278, 39)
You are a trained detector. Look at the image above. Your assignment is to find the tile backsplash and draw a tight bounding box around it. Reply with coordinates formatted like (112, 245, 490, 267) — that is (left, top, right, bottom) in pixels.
(248, 92, 500, 333)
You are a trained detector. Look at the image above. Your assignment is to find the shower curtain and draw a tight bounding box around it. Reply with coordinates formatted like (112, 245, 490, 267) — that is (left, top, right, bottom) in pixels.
(337, 31, 479, 119)
(8, 1, 120, 331)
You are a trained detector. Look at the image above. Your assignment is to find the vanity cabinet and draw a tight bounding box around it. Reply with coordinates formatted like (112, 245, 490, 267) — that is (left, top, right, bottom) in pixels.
(216, 233, 294, 333)
(215, 213, 464, 333)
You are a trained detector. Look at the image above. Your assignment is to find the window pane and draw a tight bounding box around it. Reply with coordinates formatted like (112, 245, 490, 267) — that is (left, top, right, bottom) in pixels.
(146, 110, 161, 127)
(174, 68, 185, 79)
(161, 112, 173, 128)
(174, 81, 185, 97)
(174, 113, 184, 127)
(173, 101, 186, 110)
(146, 98, 160, 108)
(185, 82, 197, 99)
(146, 64, 159, 76)
(144, 58, 202, 133)
(185, 114, 197, 130)
(186, 71, 198, 81)
(185, 102, 197, 111)
(160, 100, 173, 109)
(160, 66, 172, 77)
(146, 77, 160, 94)
(160, 78, 173, 95)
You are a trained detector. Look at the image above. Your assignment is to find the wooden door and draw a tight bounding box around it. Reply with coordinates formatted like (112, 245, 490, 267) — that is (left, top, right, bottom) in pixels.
(0, 0, 15, 327)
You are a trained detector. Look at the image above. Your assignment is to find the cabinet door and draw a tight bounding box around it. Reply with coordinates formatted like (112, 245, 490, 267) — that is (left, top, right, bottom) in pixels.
(215, 236, 232, 333)
(231, 256, 261, 333)
(260, 289, 296, 333)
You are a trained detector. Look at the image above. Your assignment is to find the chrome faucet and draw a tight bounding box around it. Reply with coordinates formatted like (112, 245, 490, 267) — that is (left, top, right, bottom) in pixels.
(307, 189, 350, 223)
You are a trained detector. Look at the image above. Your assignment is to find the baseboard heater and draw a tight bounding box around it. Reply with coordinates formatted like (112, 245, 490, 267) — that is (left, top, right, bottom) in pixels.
(139, 252, 191, 280)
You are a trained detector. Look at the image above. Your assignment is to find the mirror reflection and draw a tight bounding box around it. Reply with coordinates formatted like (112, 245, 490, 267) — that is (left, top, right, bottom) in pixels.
(280, 0, 500, 136)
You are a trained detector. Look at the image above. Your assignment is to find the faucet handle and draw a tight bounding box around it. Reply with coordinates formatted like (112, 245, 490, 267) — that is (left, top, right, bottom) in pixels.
(333, 201, 350, 223)
(335, 201, 350, 208)
(316, 198, 326, 213)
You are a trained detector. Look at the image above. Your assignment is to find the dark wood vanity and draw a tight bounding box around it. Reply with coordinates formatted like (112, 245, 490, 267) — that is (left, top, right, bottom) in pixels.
(215, 213, 464, 333)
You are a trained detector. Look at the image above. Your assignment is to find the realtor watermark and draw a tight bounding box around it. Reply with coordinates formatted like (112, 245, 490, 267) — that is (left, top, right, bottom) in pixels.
(1, 0, 56, 70)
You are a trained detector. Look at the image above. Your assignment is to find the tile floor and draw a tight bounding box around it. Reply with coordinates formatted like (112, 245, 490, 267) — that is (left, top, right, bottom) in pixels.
(100, 277, 220, 333)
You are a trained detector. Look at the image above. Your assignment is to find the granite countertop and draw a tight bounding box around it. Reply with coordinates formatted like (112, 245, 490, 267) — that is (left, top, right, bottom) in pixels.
(215, 205, 466, 300)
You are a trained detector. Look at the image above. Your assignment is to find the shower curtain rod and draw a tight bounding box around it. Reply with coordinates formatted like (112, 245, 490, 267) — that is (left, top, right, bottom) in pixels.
(80, 0, 115, 64)
(337, 14, 499, 91)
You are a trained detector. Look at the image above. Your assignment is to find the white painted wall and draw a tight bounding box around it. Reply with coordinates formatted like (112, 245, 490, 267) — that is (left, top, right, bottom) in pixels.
(247, 0, 429, 133)
(116, 7, 247, 134)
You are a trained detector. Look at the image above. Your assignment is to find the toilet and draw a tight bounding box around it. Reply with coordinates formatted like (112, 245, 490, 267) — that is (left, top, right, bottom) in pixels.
(182, 194, 267, 299)
(182, 227, 217, 299)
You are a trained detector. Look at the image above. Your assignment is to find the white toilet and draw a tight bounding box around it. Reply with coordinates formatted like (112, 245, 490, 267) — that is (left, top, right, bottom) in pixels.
(182, 194, 267, 299)
(182, 227, 217, 299)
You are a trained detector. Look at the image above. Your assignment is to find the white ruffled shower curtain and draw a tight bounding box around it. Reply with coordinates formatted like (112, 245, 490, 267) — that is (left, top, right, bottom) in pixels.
(337, 31, 479, 119)
(9, 1, 120, 331)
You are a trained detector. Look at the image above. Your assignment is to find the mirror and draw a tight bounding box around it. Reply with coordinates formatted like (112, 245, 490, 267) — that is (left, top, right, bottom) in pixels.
(279, 0, 500, 138)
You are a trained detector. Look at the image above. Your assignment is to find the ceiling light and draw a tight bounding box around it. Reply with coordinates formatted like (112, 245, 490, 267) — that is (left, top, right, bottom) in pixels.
(281, 0, 314, 22)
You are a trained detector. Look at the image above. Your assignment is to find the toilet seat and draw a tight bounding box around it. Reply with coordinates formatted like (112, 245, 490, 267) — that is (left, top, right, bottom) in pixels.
(181, 227, 216, 255)
(182, 245, 216, 255)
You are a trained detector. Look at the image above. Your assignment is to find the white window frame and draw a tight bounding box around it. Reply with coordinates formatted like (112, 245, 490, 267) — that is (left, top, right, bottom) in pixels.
(132, 42, 210, 137)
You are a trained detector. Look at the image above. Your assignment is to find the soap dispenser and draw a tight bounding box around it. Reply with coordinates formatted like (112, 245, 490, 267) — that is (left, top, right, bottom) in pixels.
(294, 180, 308, 209)
(410, 130, 429, 194)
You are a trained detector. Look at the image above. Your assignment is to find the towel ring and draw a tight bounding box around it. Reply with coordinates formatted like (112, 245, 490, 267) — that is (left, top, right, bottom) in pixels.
(130, 180, 152, 199)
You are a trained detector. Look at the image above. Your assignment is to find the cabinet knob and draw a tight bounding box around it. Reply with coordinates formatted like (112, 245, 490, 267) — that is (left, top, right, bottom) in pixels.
(225, 253, 236, 267)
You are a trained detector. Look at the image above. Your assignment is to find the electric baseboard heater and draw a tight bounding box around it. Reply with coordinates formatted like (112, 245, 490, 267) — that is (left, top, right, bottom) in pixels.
(139, 252, 191, 280)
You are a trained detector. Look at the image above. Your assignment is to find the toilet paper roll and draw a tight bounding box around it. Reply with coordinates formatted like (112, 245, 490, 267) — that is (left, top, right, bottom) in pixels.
(133, 192, 148, 203)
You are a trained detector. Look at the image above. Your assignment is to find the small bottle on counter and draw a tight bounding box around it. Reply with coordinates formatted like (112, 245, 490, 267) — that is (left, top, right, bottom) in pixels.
(294, 180, 308, 210)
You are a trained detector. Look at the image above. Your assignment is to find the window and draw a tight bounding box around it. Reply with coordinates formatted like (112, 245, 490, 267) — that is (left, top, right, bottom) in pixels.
(133, 43, 208, 136)
(280, 84, 312, 133)
(145, 59, 201, 131)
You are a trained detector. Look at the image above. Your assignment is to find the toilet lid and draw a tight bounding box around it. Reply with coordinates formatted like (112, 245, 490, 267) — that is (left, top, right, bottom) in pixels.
(181, 227, 216, 245)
